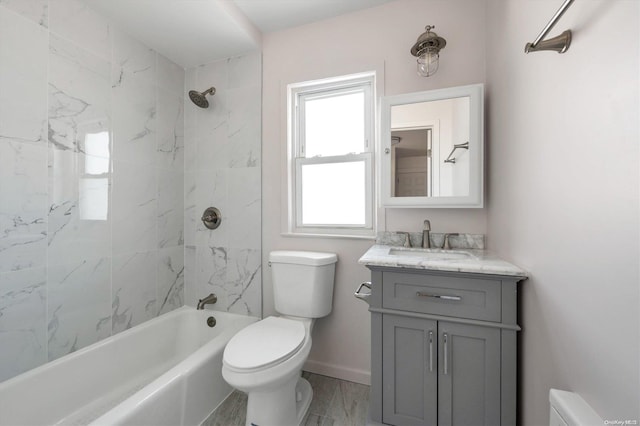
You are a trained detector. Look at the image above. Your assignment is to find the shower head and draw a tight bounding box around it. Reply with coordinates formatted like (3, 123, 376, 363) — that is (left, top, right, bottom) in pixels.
(188, 87, 216, 108)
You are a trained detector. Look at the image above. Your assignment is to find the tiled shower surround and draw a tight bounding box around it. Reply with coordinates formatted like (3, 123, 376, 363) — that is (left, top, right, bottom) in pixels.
(0, 0, 261, 383)
(183, 54, 262, 318)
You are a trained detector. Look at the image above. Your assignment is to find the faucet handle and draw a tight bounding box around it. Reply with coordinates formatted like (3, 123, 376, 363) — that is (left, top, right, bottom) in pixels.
(442, 233, 460, 250)
(398, 232, 412, 247)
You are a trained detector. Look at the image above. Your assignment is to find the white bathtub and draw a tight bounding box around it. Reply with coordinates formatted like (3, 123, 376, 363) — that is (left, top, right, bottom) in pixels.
(0, 306, 257, 426)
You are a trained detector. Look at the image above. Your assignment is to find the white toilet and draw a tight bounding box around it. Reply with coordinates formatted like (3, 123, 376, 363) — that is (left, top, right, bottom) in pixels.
(222, 250, 338, 426)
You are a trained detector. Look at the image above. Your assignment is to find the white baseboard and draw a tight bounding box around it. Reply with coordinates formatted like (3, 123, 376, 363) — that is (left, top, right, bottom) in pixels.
(303, 359, 371, 385)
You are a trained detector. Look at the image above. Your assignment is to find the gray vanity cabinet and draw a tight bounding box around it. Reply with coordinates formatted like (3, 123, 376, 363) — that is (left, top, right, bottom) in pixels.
(368, 267, 521, 426)
(437, 321, 501, 426)
(382, 315, 438, 426)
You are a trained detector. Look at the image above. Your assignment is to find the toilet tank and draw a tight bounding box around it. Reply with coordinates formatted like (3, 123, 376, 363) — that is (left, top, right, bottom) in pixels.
(269, 251, 337, 318)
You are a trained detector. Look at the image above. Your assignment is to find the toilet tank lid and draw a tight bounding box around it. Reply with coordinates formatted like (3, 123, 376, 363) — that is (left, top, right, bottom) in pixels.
(269, 251, 337, 266)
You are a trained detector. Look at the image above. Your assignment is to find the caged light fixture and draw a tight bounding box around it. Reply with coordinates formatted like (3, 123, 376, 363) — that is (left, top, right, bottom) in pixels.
(410, 25, 447, 77)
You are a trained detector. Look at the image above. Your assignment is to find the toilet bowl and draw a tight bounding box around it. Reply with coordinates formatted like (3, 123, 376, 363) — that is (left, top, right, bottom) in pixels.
(222, 251, 337, 426)
(222, 317, 313, 426)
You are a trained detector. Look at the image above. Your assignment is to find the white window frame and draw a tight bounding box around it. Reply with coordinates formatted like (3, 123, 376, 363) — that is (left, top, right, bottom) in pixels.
(287, 72, 376, 238)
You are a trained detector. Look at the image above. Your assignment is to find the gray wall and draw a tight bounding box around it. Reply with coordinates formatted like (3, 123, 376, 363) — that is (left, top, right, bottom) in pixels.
(263, 0, 640, 421)
(262, 0, 488, 384)
(486, 0, 639, 422)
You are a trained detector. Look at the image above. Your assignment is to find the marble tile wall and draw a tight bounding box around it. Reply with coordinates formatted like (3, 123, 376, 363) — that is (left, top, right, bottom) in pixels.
(0, 0, 185, 382)
(184, 53, 262, 318)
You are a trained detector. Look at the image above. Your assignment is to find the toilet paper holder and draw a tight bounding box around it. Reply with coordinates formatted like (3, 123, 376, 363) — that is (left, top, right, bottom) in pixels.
(354, 282, 372, 305)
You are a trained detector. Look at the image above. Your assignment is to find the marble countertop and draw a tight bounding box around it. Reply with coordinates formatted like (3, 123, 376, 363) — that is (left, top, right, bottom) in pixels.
(358, 244, 528, 278)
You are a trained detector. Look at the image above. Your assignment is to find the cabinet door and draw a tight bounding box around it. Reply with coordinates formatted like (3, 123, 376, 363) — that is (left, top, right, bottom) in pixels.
(382, 315, 437, 426)
(438, 322, 501, 426)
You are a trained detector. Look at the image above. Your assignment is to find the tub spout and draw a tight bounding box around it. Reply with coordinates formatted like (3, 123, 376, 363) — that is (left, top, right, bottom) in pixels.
(197, 293, 218, 310)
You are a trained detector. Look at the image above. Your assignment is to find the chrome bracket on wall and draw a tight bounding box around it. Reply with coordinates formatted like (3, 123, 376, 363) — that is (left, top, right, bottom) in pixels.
(444, 142, 469, 164)
(525, 0, 574, 54)
(201, 207, 222, 230)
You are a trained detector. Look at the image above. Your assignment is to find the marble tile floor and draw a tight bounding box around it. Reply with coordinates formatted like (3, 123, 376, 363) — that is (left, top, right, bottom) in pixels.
(204, 371, 370, 426)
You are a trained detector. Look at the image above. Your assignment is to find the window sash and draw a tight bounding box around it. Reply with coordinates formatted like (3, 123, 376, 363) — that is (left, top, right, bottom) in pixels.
(298, 86, 371, 157)
(294, 153, 373, 232)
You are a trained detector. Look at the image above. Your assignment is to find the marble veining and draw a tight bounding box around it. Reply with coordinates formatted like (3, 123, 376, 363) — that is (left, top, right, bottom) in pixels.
(184, 51, 262, 315)
(112, 251, 158, 334)
(0, 140, 48, 273)
(376, 231, 485, 250)
(0, 7, 48, 146)
(359, 244, 528, 278)
(112, 161, 157, 253)
(0, 3, 260, 383)
(0, 3, 188, 381)
(47, 257, 112, 361)
(0, 0, 48, 28)
(157, 247, 185, 315)
(47, 149, 111, 266)
(157, 90, 184, 171)
(48, 34, 110, 154)
(158, 170, 184, 249)
(112, 29, 157, 87)
(111, 72, 156, 166)
(0, 267, 47, 381)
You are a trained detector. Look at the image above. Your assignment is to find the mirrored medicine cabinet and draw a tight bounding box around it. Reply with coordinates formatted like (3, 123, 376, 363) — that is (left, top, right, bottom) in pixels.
(380, 84, 484, 208)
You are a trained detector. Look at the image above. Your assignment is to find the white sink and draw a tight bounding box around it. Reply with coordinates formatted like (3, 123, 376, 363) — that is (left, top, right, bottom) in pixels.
(388, 247, 474, 261)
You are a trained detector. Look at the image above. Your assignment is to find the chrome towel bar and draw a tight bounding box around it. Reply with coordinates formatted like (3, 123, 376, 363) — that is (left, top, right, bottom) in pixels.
(525, 0, 574, 54)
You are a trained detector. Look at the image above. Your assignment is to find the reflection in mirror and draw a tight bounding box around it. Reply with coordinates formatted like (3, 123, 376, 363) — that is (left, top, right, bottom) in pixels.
(391, 128, 431, 197)
(390, 97, 469, 198)
(381, 84, 483, 208)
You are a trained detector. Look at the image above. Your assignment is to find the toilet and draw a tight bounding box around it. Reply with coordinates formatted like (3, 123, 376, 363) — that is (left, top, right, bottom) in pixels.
(222, 250, 338, 426)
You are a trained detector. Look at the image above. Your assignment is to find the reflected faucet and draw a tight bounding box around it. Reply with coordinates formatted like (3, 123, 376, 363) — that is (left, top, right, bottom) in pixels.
(422, 220, 431, 248)
(197, 293, 218, 310)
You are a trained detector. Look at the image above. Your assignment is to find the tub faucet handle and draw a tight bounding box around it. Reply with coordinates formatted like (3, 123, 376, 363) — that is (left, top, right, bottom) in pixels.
(197, 293, 218, 310)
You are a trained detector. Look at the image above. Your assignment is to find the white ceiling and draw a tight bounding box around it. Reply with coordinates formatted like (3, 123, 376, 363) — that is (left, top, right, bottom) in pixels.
(83, 0, 394, 69)
(233, 0, 394, 33)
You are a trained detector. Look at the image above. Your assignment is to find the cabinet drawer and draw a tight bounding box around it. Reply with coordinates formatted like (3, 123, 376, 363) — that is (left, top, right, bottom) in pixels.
(382, 271, 501, 321)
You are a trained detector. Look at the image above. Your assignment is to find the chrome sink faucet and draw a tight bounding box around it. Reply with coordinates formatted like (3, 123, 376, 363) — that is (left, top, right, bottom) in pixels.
(197, 293, 218, 310)
(422, 220, 431, 248)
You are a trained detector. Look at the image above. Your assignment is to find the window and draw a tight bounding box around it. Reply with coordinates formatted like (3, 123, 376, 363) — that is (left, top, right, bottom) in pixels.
(287, 72, 375, 237)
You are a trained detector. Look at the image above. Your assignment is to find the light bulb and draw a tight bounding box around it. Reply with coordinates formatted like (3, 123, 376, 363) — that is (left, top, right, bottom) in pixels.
(417, 52, 439, 77)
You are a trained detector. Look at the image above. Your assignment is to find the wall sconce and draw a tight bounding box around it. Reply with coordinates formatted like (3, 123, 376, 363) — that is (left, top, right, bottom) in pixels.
(410, 25, 446, 77)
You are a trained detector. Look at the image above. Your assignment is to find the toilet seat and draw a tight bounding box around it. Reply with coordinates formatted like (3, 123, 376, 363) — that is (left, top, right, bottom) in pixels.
(223, 317, 306, 372)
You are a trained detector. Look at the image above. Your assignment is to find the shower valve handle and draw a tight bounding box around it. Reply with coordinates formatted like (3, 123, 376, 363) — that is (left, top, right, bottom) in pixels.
(201, 207, 222, 230)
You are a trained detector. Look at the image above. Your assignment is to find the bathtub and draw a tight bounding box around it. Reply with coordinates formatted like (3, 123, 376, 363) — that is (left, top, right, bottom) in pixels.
(0, 306, 257, 426)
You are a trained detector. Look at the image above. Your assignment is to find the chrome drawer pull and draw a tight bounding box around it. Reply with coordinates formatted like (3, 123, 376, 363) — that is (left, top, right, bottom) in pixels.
(416, 291, 462, 301)
(443, 332, 449, 375)
(428, 330, 434, 372)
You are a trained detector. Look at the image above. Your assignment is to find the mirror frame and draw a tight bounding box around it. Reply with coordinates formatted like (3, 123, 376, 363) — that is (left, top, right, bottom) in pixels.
(380, 83, 484, 208)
